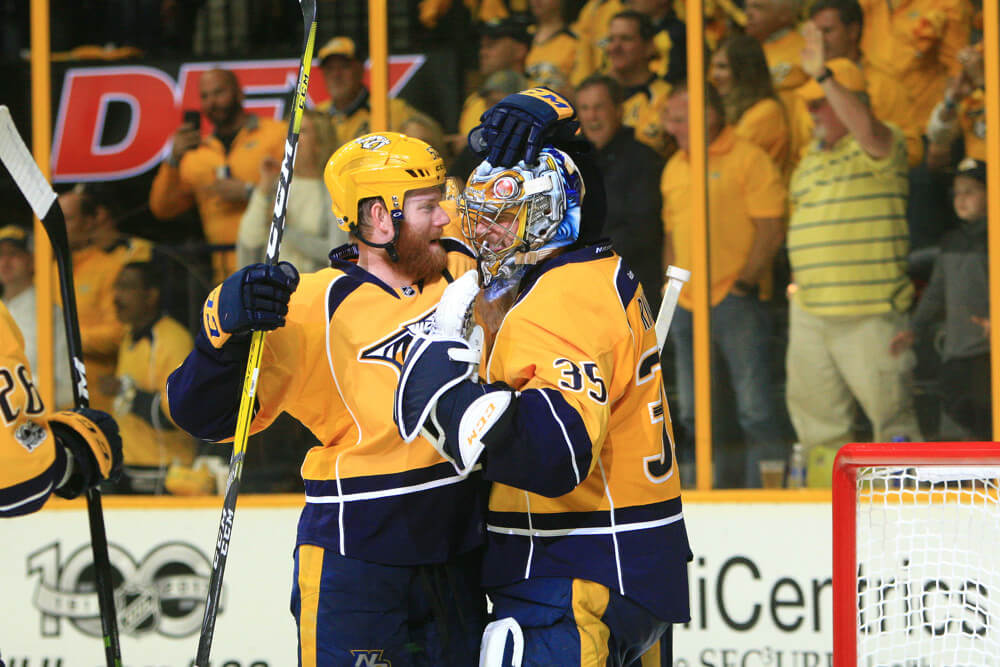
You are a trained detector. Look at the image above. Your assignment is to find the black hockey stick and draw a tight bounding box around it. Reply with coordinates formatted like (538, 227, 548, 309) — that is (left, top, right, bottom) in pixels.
(194, 2, 317, 664)
(0, 105, 122, 667)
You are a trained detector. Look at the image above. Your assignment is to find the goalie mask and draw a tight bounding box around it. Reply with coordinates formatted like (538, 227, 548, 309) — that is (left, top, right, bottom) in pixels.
(459, 146, 584, 286)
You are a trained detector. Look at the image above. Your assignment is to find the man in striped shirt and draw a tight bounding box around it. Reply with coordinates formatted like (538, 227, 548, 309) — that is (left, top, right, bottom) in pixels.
(785, 26, 922, 488)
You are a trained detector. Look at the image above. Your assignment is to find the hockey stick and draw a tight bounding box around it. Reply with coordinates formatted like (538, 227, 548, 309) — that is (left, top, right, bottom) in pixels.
(655, 265, 691, 350)
(194, 2, 317, 664)
(0, 105, 122, 667)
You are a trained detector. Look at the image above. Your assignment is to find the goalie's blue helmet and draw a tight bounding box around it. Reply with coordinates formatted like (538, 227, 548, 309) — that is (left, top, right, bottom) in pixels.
(459, 146, 584, 286)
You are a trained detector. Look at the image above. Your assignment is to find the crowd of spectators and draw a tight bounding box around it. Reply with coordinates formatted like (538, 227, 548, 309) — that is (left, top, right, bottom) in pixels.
(1, 0, 990, 492)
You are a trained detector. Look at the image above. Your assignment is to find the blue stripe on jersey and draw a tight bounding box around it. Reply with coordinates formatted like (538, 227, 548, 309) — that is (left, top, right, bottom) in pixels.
(166, 329, 257, 442)
(483, 513, 691, 623)
(297, 469, 485, 565)
(0, 469, 57, 517)
(487, 497, 682, 532)
(482, 387, 593, 498)
(614, 259, 640, 314)
(329, 260, 398, 300)
(513, 242, 616, 307)
(439, 236, 476, 258)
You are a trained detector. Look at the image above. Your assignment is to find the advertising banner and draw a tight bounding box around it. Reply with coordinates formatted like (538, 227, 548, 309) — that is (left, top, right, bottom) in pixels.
(0, 498, 835, 666)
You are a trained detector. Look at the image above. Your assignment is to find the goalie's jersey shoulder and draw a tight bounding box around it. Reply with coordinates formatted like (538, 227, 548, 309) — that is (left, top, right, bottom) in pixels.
(0, 300, 63, 517)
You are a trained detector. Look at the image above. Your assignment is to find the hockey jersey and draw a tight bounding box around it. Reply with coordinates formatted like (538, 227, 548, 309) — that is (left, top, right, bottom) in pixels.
(0, 301, 70, 517)
(479, 242, 692, 623)
(167, 238, 482, 565)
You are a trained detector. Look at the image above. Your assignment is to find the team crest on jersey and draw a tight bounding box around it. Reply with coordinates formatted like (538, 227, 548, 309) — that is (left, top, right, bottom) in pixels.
(359, 311, 435, 373)
(357, 134, 391, 150)
(15, 420, 47, 452)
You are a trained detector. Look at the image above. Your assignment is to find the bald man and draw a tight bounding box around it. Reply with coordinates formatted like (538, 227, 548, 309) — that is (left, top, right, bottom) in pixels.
(149, 68, 287, 279)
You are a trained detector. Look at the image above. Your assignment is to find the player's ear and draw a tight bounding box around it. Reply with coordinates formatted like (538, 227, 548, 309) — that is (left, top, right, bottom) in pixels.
(368, 199, 394, 240)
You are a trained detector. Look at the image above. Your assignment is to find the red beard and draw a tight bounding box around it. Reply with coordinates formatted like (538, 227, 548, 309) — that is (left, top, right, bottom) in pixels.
(394, 222, 447, 281)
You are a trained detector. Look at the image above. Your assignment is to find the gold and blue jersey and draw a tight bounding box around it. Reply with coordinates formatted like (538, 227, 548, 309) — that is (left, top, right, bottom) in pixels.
(0, 301, 69, 517)
(167, 238, 483, 565)
(479, 242, 692, 623)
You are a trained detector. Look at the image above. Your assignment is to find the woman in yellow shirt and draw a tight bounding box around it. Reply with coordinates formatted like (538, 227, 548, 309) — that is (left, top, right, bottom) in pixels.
(709, 33, 791, 174)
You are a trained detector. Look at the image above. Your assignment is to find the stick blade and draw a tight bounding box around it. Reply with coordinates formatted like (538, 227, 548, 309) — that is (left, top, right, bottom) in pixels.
(0, 106, 57, 221)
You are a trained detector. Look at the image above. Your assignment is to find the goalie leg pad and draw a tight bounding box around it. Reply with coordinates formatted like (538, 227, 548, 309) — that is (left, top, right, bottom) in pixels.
(480, 617, 524, 667)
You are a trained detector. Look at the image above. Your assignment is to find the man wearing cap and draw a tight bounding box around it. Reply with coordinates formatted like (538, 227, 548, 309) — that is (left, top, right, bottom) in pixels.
(316, 36, 419, 148)
(457, 17, 533, 140)
(785, 23, 922, 487)
(0, 226, 73, 409)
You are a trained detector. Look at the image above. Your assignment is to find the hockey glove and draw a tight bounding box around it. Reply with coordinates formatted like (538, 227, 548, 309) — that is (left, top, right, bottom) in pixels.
(49, 408, 123, 499)
(202, 261, 299, 349)
(469, 87, 580, 167)
(395, 270, 514, 474)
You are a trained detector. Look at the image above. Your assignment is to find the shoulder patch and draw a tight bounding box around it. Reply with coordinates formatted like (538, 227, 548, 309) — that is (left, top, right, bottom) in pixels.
(16, 420, 47, 453)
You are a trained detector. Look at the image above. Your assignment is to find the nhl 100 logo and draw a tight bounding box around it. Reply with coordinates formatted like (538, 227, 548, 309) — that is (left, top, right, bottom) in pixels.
(26, 540, 216, 637)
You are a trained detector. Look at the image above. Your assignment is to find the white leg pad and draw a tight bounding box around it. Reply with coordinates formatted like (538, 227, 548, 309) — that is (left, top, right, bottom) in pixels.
(479, 616, 524, 667)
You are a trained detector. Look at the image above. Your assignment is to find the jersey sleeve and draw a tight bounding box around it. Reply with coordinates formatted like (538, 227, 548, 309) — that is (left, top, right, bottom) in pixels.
(0, 303, 68, 517)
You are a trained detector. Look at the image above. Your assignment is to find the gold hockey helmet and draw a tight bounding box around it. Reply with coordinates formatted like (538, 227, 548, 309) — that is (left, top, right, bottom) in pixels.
(324, 132, 446, 233)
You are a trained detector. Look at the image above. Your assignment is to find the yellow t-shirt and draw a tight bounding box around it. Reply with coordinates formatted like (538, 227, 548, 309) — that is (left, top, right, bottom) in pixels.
(958, 88, 986, 161)
(661, 127, 787, 308)
(316, 91, 420, 148)
(115, 316, 196, 468)
(72, 245, 126, 412)
(859, 0, 970, 127)
(734, 97, 790, 176)
(788, 126, 913, 316)
(526, 28, 579, 83)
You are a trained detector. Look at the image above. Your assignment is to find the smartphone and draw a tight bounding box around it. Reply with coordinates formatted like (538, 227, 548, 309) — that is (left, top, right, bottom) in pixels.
(182, 109, 201, 129)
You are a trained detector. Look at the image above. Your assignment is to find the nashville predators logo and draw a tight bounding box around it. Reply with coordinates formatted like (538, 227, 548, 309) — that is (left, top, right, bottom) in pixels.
(358, 311, 435, 374)
(356, 134, 390, 150)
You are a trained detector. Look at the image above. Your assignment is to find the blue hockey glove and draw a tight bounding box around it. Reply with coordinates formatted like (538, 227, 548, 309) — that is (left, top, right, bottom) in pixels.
(202, 261, 299, 348)
(394, 270, 515, 474)
(50, 408, 123, 498)
(469, 87, 580, 167)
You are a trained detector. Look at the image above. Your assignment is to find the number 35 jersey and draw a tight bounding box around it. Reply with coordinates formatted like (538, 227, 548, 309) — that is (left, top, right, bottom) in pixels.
(480, 242, 692, 623)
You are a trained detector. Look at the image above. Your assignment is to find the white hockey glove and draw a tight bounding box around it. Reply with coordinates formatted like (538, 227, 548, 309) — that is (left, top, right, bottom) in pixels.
(394, 270, 513, 474)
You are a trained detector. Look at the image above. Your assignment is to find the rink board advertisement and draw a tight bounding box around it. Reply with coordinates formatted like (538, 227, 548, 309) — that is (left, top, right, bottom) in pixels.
(0, 497, 835, 666)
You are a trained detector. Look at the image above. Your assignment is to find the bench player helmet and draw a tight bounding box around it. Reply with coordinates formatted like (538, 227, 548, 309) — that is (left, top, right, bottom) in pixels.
(324, 132, 446, 260)
(459, 146, 584, 286)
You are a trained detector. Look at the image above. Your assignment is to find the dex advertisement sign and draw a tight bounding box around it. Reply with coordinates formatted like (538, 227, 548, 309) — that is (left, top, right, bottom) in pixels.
(49, 55, 425, 184)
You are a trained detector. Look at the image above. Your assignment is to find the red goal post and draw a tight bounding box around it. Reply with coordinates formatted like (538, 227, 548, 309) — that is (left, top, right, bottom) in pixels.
(832, 441, 1000, 667)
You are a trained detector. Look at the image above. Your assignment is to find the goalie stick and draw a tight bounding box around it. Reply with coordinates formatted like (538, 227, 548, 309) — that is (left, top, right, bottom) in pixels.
(194, 1, 317, 664)
(0, 105, 122, 667)
(655, 265, 691, 350)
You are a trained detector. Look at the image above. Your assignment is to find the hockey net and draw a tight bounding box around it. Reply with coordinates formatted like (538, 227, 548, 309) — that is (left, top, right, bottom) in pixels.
(833, 442, 1000, 667)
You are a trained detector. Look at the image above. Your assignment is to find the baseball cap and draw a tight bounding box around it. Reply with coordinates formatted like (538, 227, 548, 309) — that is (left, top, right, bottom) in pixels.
(0, 225, 32, 253)
(797, 58, 867, 102)
(318, 36, 364, 64)
(477, 16, 533, 45)
(955, 157, 987, 185)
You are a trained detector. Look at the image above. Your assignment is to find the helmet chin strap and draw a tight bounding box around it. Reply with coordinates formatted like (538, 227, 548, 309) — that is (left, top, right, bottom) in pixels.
(351, 208, 403, 263)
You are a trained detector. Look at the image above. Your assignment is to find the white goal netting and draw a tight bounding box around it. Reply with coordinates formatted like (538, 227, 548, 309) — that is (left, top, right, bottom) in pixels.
(855, 466, 1000, 667)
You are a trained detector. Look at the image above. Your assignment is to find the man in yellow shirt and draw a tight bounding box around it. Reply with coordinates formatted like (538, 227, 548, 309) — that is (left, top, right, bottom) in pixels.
(858, 0, 970, 131)
(315, 36, 419, 148)
(148, 68, 286, 280)
(99, 262, 195, 493)
(660, 81, 792, 488)
(786, 39, 922, 486)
